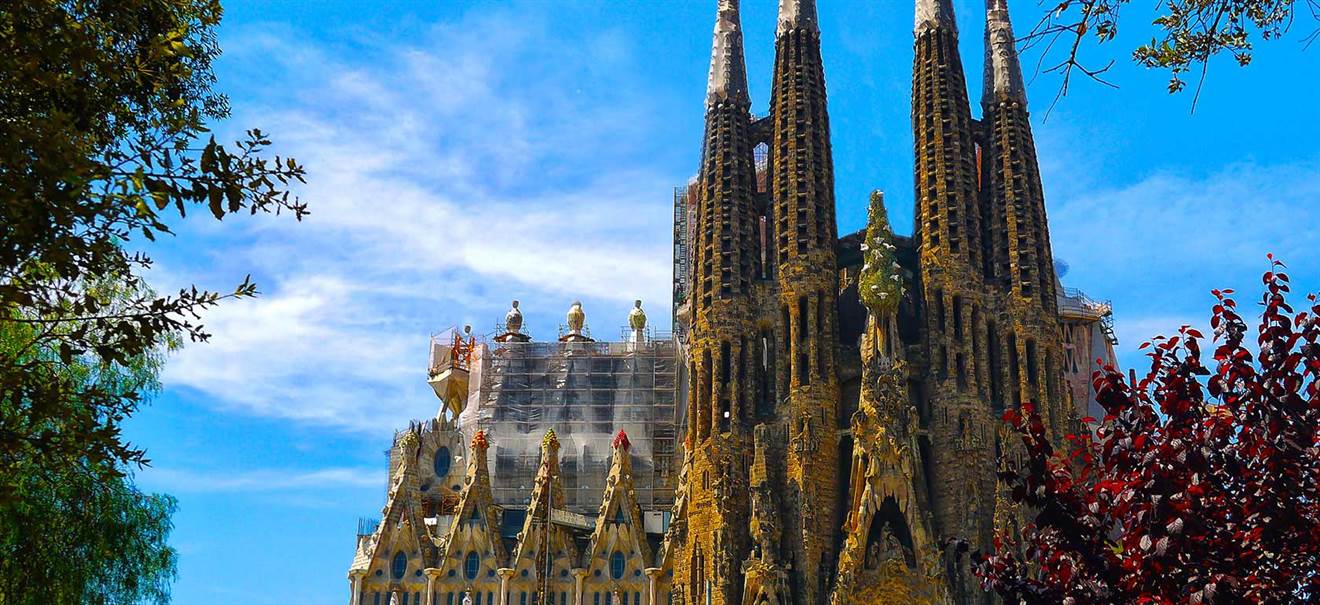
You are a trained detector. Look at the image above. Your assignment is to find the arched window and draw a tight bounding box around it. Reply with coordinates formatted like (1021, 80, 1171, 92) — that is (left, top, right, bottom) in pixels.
(464, 551, 480, 580)
(610, 551, 626, 579)
(433, 446, 452, 477)
(391, 551, 407, 579)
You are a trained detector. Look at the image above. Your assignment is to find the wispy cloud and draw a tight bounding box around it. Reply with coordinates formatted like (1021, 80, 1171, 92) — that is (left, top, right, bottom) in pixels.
(142, 466, 382, 493)
(1044, 156, 1320, 365)
(158, 9, 682, 432)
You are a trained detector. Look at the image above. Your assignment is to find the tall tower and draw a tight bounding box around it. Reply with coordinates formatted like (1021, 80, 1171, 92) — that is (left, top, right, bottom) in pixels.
(769, 1, 840, 602)
(981, 0, 1068, 435)
(672, 1, 760, 603)
(912, 1, 996, 602)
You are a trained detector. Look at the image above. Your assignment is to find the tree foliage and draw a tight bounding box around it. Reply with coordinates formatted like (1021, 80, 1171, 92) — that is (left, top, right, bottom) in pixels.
(1024, 0, 1318, 101)
(0, 284, 178, 604)
(976, 258, 1320, 603)
(0, 0, 305, 483)
(1, 0, 305, 601)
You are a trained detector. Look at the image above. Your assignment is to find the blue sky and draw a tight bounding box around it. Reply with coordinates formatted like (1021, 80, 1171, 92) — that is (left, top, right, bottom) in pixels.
(124, 1, 1319, 603)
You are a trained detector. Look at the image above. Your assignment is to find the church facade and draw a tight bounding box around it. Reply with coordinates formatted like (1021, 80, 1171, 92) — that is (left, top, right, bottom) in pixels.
(346, 1, 1119, 604)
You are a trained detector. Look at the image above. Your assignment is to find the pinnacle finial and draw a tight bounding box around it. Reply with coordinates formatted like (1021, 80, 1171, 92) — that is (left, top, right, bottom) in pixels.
(983, 0, 1026, 104)
(706, 0, 749, 106)
(542, 428, 560, 452)
(612, 430, 631, 451)
(471, 429, 489, 452)
(777, 0, 818, 36)
(915, 0, 957, 35)
(566, 300, 585, 334)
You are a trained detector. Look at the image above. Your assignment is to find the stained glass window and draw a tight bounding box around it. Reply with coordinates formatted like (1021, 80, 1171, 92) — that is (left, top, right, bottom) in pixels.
(391, 551, 407, 579)
(434, 446, 452, 477)
(464, 551, 480, 580)
(610, 551, 625, 579)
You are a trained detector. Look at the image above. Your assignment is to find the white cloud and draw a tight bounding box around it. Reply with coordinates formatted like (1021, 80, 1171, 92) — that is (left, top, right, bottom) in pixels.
(159, 9, 680, 432)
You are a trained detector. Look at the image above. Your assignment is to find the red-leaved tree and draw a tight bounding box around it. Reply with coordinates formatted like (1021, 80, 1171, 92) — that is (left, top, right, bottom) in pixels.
(976, 257, 1319, 604)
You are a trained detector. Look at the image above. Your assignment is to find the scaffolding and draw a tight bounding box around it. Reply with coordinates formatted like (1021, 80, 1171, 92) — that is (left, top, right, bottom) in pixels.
(1058, 287, 1117, 345)
(460, 332, 680, 514)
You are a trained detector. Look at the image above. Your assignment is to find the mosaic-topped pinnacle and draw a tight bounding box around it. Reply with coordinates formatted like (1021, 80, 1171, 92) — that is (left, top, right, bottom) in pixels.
(471, 429, 489, 452)
(612, 430, 631, 451)
(915, 0, 957, 35)
(541, 428, 560, 452)
(776, 0, 818, 36)
(504, 300, 523, 334)
(983, 0, 1026, 104)
(628, 299, 647, 331)
(706, 0, 749, 106)
(566, 300, 585, 334)
(397, 429, 419, 451)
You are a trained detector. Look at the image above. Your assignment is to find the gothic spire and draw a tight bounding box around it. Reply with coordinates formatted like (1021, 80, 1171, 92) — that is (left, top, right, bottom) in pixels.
(915, 0, 957, 34)
(706, 0, 749, 106)
(983, 0, 1026, 105)
(776, 0, 818, 36)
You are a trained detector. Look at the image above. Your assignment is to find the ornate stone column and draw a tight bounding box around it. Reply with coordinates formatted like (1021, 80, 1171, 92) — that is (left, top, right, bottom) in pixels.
(497, 568, 516, 605)
(424, 569, 443, 605)
(572, 569, 588, 605)
(348, 570, 366, 605)
(644, 568, 662, 605)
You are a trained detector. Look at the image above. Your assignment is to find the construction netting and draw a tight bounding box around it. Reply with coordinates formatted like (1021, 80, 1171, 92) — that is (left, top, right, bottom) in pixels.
(459, 332, 684, 514)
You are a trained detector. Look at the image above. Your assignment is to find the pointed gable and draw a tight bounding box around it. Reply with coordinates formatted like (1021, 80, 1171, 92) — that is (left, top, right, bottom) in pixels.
(511, 429, 580, 580)
(357, 427, 434, 582)
(438, 429, 507, 582)
(586, 431, 653, 572)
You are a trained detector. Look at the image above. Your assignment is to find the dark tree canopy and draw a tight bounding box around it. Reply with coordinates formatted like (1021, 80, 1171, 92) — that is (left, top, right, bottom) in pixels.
(977, 258, 1320, 604)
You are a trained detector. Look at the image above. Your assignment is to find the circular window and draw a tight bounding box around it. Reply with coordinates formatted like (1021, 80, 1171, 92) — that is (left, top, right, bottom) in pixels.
(391, 551, 407, 580)
(609, 551, 625, 580)
(464, 551, 480, 580)
(433, 446, 452, 477)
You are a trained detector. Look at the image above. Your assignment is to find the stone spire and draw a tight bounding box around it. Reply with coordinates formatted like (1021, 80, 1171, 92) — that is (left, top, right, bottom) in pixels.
(672, 2, 761, 602)
(771, 0, 841, 599)
(706, 0, 749, 106)
(981, 0, 1068, 442)
(983, 0, 1026, 105)
(911, 0, 995, 599)
(776, 0, 818, 35)
(915, 0, 957, 34)
(911, 0, 982, 277)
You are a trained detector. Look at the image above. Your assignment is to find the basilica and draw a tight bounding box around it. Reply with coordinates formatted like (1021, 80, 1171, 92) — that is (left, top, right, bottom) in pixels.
(346, 1, 1119, 604)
